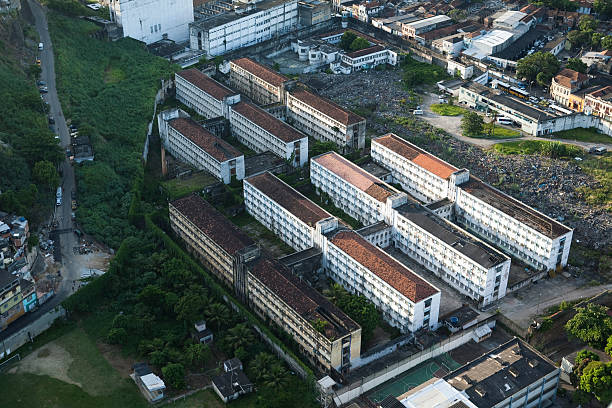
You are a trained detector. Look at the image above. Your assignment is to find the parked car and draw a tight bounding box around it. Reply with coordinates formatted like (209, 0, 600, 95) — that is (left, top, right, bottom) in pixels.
(39, 86, 48, 93)
(589, 146, 607, 155)
(36, 58, 41, 66)
(413, 109, 423, 115)
(48, 116, 55, 124)
(37, 80, 46, 86)
(71, 200, 77, 210)
(38, 42, 44, 51)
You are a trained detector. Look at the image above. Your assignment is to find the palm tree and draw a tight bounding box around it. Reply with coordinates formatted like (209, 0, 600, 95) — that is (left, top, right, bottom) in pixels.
(224, 323, 255, 351)
(263, 363, 288, 390)
(250, 352, 275, 381)
(205, 302, 230, 330)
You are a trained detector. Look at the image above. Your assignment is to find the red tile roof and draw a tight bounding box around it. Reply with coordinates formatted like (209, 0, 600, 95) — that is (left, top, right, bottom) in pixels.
(231, 102, 306, 143)
(374, 134, 458, 179)
(553, 68, 588, 89)
(290, 90, 365, 127)
(169, 117, 242, 162)
(330, 230, 439, 303)
(346, 45, 386, 59)
(170, 194, 255, 255)
(249, 257, 359, 340)
(176, 69, 236, 101)
(231, 58, 290, 88)
(245, 172, 332, 227)
(313, 152, 399, 202)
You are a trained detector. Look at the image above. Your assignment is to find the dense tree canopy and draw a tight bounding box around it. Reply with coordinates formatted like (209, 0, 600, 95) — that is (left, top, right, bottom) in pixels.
(565, 304, 612, 349)
(516, 52, 560, 86)
(580, 361, 612, 404)
(566, 58, 587, 73)
(325, 283, 380, 342)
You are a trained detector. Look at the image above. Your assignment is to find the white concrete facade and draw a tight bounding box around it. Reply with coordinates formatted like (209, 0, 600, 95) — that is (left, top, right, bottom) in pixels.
(310, 152, 408, 226)
(189, 0, 298, 56)
(323, 231, 441, 333)
(286, 90, 366, 152)
(339, 47, 398, 71)
(165, 119, 245, 184)
(455, 184, 573, 271)
(243, 173, 337, 252)
(175, 70, 240, 119)
(392, 207, 510, 307)
(371, 135, 468, 204)
(110, 0, 193, 44)
(229, 102, 308, 167)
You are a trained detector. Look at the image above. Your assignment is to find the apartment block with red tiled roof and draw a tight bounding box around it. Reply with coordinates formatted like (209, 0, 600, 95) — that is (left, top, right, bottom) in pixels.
(325, 229, 440, 333)
(550, 68, 589, 108)
(372, 133, 470, 204)
(246, 256, 361, 372)
(287, 89, 366, 153)
(243, 172, 338, 251)
(169, 194, 260, 288)
(229, 58, 296, 105)
(311, 152, 408, 226)
(229, 102, 308, 167)
(166, 116, 245, 184)
(175, 69, 240, 119)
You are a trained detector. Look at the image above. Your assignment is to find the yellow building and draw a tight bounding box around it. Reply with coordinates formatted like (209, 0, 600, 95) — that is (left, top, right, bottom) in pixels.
(0, 274, 25, 329)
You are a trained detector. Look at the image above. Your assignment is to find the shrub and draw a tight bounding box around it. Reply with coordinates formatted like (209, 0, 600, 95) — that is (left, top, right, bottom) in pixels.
(565, 304, 612, 349)
(540, 317, 554, 331)
(162, 362, 185, 389)
(107, 327, 127, 344)
(575, 349, 599, 365)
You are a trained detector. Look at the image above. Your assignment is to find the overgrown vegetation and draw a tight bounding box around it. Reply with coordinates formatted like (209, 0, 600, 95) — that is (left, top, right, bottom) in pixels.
(492, 140, 583, 159)
(49, 13, 174, 247)
(324, 283, 381, 343)
(401, 55, 449, 87)
(575, 153, 612, 210)
(552, 127, 612, 144)
(338, 31, 371, 52)
(0, 27, 62, 221)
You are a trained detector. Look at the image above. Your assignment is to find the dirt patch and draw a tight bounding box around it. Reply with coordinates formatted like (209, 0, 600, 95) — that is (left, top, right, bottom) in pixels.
(9, 343, 81, 388)
(96, 342, 135, 378)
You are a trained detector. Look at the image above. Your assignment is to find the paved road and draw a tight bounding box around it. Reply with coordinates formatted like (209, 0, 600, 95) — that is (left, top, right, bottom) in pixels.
(0, 0, 81, 341)
(421, 93, 612, 149)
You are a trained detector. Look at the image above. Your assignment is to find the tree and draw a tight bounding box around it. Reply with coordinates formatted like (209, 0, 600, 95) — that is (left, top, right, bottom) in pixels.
(32, 160, 59, 190)
(174, 292, 206, 324)
(339, 31, 357, 51)
(183, 343, 210, 368)
(162, 362, 185, 389)
(461, 112, 484, 137)
(602, 35, 612, 50)
(249, 352, 275, 381)
(107, 327, 127, 344)
(224, 323, 255, 352)
(591, 32, 602, 48)
(349, 37, 370, 52)
(567, 30, 591, 48)
(566, 58, 587, 73)
(263, 363, 288, 390)
(578, 15, 597, 32)
(580, 361, 612, 404)
(516, 52, 560, 83)
(605, 335, 612, 357)
(448, 8, 466, 22)
(204, 302, 230, 330)
(565, 304, 612, 349)
(536, 71, 552, 87)
(576, 349, 600, 365)
(594, 0, 612, 15)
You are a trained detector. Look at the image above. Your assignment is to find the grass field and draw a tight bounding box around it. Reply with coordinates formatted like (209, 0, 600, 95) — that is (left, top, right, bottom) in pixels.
(430, 104, 467, 116)
(467, 123, 522, 139)
(552, 127, 612, 144)
(161, 172, 218, 200)
(0, 326, 148, 408)
(492, 140, 583, 157)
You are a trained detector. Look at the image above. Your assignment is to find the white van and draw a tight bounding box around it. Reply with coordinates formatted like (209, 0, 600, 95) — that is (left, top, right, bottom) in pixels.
(38, 42, 44, 51)
(497, 117, 513, 125)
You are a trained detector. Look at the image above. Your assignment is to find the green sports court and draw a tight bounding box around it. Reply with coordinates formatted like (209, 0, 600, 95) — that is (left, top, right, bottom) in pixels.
(368, 352, 462, 403)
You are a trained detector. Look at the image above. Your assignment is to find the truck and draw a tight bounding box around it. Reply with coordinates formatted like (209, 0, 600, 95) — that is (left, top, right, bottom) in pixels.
(56, 186, 62, 206)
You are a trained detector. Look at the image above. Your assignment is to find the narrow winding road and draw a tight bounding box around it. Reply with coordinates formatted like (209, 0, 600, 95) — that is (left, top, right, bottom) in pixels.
(0, 0, 81, 341)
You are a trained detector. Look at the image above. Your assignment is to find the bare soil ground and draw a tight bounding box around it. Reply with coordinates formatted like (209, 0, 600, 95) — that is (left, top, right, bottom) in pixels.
(96, 342, 136, 379)
(9, 342, 81, 388)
